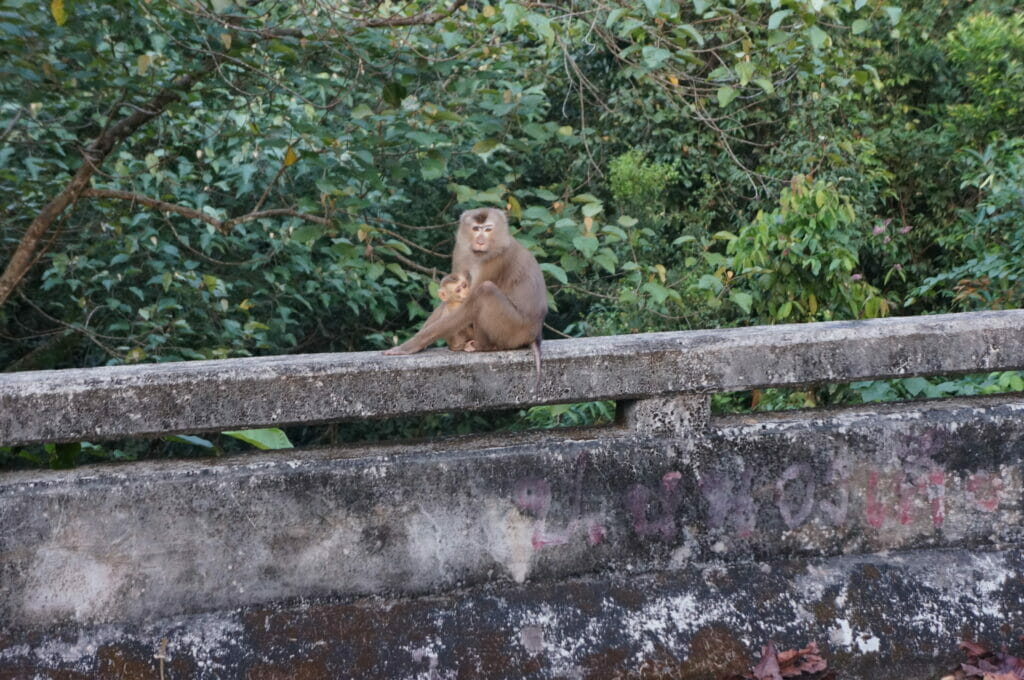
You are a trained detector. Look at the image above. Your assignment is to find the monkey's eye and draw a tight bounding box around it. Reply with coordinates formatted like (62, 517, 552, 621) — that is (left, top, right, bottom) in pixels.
(484, 226, 493, 232)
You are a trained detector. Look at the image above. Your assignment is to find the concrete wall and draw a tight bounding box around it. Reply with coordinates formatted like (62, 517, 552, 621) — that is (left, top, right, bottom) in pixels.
(1, 310, 1023, 678)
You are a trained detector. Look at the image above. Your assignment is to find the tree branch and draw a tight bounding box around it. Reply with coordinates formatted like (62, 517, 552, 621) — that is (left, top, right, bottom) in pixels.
(362, 0, 468, 27)
(0, 58, 221, 307)
(81, 189, 226, 232)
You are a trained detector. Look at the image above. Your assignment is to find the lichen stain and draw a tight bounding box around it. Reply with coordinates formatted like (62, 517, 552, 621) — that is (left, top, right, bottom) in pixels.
(481, 501, 535, 583)
(22, 547, 120, 623)
(677, 625, 751, 678)
(95, 645, 161, 679)
(520, 625, 545, 655)
(246, 658, 335, 680)
(579, 646, 630, 678)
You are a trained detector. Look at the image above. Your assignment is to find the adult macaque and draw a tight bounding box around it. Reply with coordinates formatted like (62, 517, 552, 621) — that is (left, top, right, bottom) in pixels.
(383, 207, 546, 381)
(436, 271, 474, 351)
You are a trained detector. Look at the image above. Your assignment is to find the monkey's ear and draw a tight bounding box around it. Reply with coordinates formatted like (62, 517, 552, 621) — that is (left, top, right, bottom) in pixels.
(438, 289, 450, 302)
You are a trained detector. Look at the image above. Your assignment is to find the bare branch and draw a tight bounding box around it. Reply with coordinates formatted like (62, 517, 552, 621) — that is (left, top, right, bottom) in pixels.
(81, 189, 226, 232)
(377, 245, 442, 276)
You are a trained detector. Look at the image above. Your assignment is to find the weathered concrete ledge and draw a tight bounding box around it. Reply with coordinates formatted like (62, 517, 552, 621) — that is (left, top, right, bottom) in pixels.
(2, 309, 1023, 445)
(2, 547, 1020, 679)
(2, 395, 1021, 631)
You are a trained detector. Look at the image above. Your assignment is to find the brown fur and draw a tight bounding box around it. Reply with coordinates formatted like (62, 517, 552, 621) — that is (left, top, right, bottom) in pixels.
(436, 272, 474, 351)
(383, 208, 547, 381)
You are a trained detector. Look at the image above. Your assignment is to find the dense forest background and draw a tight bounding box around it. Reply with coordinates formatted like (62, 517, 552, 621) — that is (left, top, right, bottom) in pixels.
(1, 0, 1022, 463)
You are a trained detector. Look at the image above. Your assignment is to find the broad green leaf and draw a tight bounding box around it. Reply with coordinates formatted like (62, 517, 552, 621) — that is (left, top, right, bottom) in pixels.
(539, 262, 568, 284)
(165, 434, 214, 448)
(735, 61, 755, 86)
(754, 78, 775, 94)
(223, 428, 294, 450)
(883, 6, 902, 25)
(594, 248, 618, 274)
(523, 205, 553, 221)
(503, 2, 527, 30)
(472, 139, 500, 155)
(717, 86, 738, 107)
(420, 152, 446, 180)
(315, 178, 340, 195)
(642, 46, 672, 69)
(729, 291, 753, 314)
(351, 104, 373, 119)
(678, 24, 704, 46)
(856, 381, 898, 402)
(572, 235, 599, 257)
(902, 377, 930, 397)
(806, 25, 829, 49)
(605, 7, 628, 29)
(697, 274, 723, 293)
(851, 19, 870, 35)
(292, 225, 323, 243)
(581, 202, 603, 217)
(768, 9, 791, 30)
(642, 281, 671, 304)
(522, 122, 551, 141)
(526, 13, 554, 48)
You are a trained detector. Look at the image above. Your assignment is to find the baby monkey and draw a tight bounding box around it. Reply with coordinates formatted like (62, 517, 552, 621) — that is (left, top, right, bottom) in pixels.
(436, 271, 475, 351)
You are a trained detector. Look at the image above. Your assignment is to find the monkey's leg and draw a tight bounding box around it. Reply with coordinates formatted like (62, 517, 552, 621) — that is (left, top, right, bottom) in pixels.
(471, 281, 541, 351)
(383, 303, 451, 355)
(384, 302, 474, 355)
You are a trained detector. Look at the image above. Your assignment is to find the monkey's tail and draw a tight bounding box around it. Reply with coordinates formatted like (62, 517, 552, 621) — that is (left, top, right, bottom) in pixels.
(530, 338, 542, 389)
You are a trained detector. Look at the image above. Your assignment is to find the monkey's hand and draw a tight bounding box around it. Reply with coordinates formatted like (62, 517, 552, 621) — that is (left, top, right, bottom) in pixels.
(382, 346, 415, 356)
(463, 340, 477, 352)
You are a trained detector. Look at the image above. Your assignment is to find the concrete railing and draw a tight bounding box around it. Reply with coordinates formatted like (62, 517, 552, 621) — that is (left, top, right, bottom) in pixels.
(1, 310, 1023, 679)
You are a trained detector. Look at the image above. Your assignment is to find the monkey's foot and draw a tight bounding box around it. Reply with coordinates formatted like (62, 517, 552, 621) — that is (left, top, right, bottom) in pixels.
(382, 347, 413, 356)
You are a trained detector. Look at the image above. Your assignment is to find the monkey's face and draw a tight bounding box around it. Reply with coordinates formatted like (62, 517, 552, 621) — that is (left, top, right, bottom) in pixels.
(438, 275, 470, 303)
(451, 275, 470, 302)
(459, 208, 508, 257)
(469, 220, 495, 253)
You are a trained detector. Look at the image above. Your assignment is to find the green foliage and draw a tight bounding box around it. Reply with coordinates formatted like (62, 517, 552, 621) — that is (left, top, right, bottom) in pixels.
(515, 401, 617, 430)
(2, 0, 1023, 455)
(943, 11, 1024, 143)
(909, 139, 1024, 309)
(725, 176, 890, 323)
(608, 149, 680, 217)
(222, 428, 294, 450)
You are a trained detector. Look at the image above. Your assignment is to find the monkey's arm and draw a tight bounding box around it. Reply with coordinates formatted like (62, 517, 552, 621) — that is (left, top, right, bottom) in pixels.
(382, 304, 470, 355)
